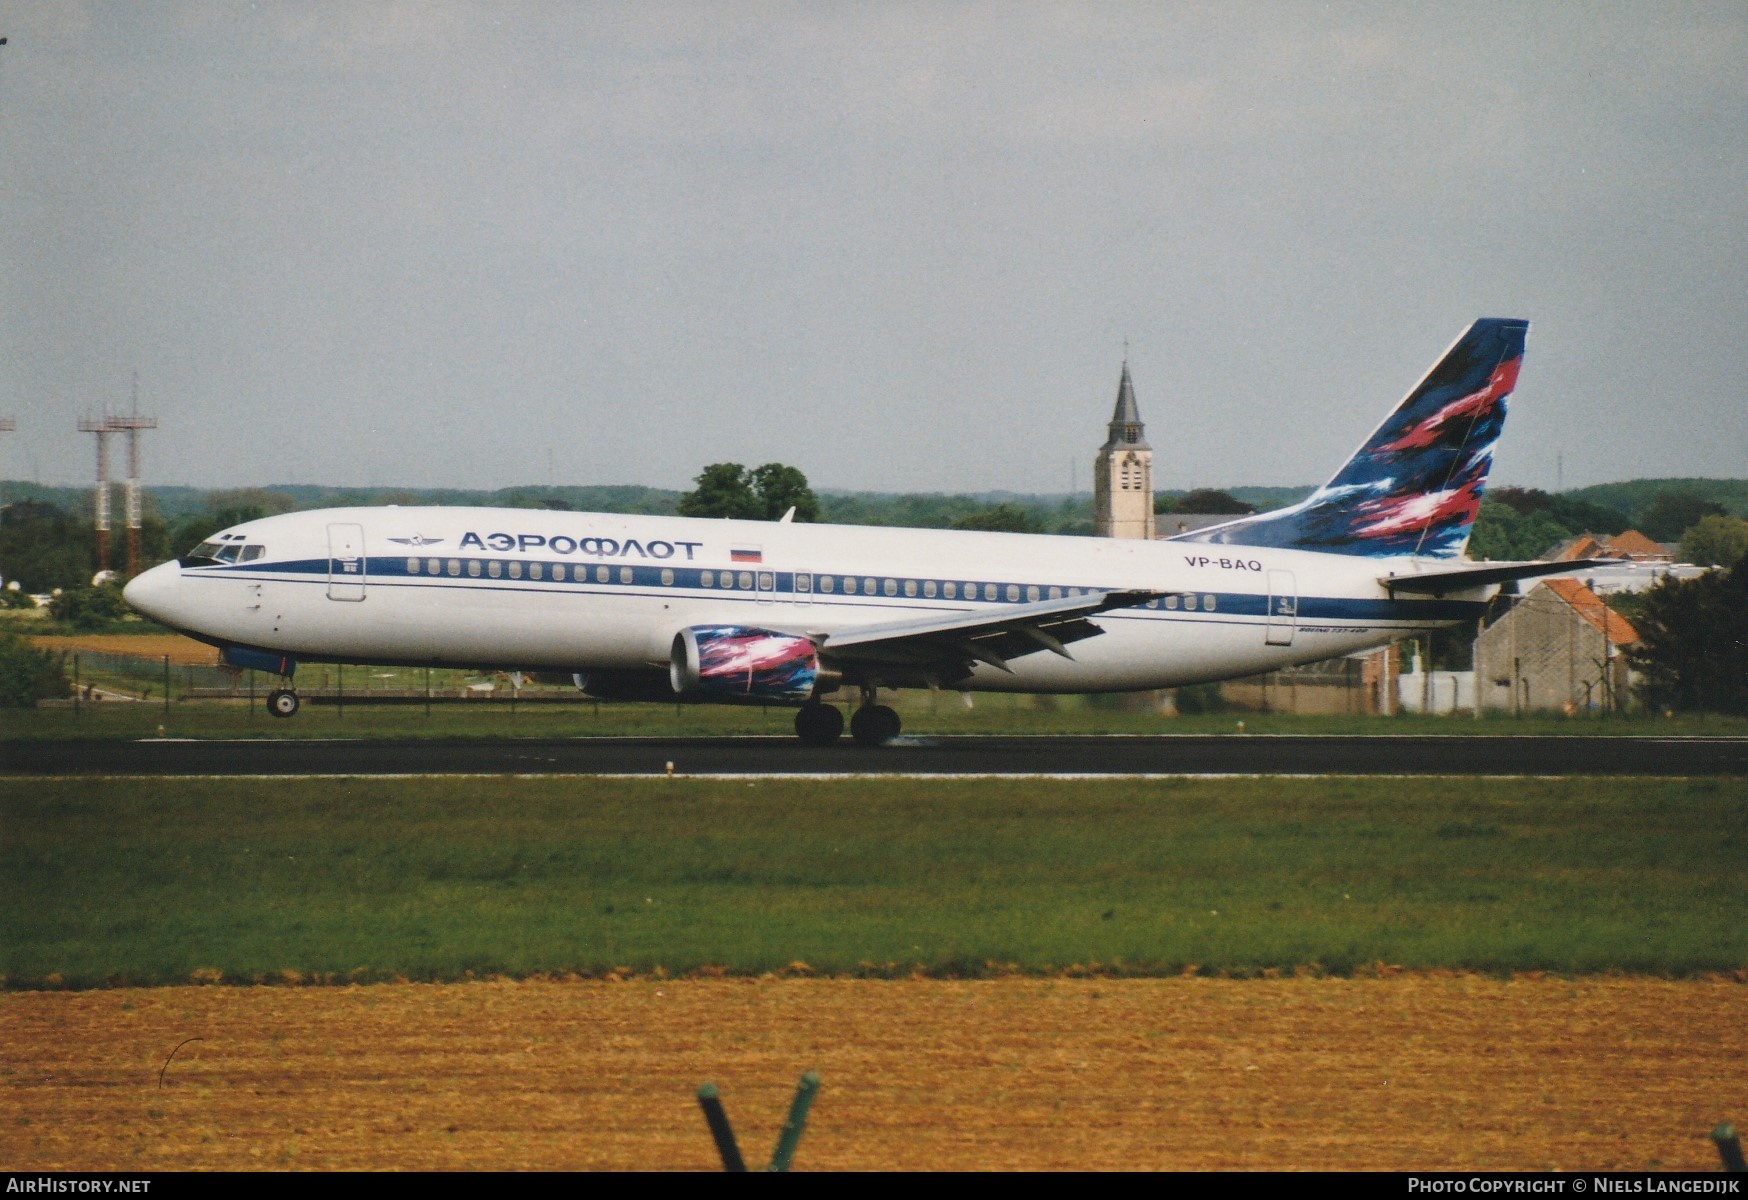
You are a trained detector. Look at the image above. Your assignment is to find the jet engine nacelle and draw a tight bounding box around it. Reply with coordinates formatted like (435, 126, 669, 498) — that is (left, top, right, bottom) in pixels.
(670, 625, 820, 703)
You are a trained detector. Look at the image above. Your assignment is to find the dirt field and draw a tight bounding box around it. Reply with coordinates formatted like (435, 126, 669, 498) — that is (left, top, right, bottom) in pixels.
(32, 633, 217, 666)
(3, 976, 1743, 1172)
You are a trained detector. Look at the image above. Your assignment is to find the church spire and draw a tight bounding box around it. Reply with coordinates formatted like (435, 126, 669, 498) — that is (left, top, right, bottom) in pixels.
(1094, 360, 1156, 539)
(1102, 361, 1150, 451)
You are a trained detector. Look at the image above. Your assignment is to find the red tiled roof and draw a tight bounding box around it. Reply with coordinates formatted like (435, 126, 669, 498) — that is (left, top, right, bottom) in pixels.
(1602, 530, 1670, 561)
(1543, 578, 1639, 645)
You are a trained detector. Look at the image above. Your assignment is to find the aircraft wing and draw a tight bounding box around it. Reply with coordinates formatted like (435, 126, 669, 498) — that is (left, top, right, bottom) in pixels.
(1381, 559, 1607, 596)
(815, 588, 1167, 675)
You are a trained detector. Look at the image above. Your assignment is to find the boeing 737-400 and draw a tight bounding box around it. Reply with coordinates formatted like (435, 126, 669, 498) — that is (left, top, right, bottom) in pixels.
(124, 318, 1588, 745)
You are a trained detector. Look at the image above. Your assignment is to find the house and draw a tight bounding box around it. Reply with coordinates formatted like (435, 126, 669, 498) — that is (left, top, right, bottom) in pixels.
(1474, 578, 1638, 713)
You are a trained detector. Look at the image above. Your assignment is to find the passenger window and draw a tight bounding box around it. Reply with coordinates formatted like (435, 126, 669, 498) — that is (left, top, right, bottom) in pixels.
(1166, 595, 1179, 609)
(759, 572, 774, 591)
(1006, 584, 1019, 602)
(407, 558, 421, 574)
(1204, 594, 1216, 611)
(619, 566, 633, 584)
(1049, 587, 1061, 600)
(428, 558, 440, 575)
(796, 573, 812, 594)
(1027, 585, 1040, 602)
(985, 584, 997, 601)
(468, 561, 481, 577)
(508, 561, 522, 579)
(552, 564, 565, 582)
(661, 568, 675, 586)
(903, 580, 917, 597)
(738, 571, 753, 589)
(487, 560, 502, 578)
(864, 578, 877, 595)
(701, 569, 714, 588)
(530, 562, 542, 580)
(843, 576, 856, 593)
(944, 582, 957, 599)
(1184, 593, 1196, 609)
(820, 575, 835, 593)
(923, 580, 936, 598)
(883, 579, 897, 597)
(596, 565, 609, 583)
(447, 560, 461, 577)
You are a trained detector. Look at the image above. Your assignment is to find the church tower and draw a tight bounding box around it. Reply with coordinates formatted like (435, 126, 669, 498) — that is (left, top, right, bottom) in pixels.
(1094, 361, 1155, 539)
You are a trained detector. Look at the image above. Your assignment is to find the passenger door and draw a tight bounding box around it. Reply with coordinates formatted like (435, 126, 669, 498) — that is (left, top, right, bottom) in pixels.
(327, 523, 367, 601)
(1265, 569, 1296, 646)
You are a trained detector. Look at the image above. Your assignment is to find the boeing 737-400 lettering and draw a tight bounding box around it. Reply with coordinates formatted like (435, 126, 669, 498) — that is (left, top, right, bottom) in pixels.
(124, 319, 1589, 745)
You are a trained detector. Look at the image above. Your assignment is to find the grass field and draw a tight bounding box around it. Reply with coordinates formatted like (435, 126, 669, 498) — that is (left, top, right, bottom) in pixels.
(5, 775, 1744, 988)
(9, 695, 1747, 741)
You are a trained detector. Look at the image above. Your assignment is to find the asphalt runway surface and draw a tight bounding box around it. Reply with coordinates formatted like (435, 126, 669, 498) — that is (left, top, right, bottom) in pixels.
(4, 734, 1746, 777)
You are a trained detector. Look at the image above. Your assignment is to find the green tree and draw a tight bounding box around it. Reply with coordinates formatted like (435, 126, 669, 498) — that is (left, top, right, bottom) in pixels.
(1628, 564, 1748, 714)
(50, 583, 131, 630)
(1467, 502, 1571, 561)
(0, 629, 68, 707)
(1638, 490, 1727, 541)
(1156, 489, 1255, 515)
(677, 463, 819, 522)
(1677, 515, 1748, 569)
(948, 503, 1044, 533)
(0, 500, 94, 592)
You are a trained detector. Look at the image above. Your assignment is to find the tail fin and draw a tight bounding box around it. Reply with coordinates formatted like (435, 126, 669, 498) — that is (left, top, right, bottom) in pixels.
(1177, 318, 1528, 559)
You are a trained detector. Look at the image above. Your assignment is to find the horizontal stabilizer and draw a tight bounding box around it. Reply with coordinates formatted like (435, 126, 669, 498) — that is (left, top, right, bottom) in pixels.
(1382, 559, 1605, 596)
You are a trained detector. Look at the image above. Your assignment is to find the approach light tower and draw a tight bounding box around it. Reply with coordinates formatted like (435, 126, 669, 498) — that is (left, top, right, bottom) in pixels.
(109, 412, 156, 578)
(77, 416, 117, 574)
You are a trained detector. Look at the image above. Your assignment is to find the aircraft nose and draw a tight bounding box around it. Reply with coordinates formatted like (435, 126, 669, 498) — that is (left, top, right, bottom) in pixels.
(123, 561, 183, 625)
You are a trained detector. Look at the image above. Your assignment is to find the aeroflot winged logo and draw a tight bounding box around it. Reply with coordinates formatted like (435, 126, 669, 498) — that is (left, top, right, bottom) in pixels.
(388, 535, 445, 547)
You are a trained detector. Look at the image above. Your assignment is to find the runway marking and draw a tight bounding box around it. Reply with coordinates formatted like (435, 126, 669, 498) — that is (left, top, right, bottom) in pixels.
(0, 772, 1655, 782)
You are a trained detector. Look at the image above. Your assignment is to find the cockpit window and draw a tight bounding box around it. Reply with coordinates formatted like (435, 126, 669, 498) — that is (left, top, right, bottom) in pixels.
(183, 540, 265, 565)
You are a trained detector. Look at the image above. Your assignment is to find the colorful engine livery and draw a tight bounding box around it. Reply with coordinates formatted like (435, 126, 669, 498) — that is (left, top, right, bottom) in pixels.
(670, 626, 821, 703)
(1181, 318, 1527, 560)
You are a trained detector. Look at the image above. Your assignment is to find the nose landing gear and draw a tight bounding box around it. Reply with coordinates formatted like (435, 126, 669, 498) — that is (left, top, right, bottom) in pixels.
(266, 686, 300, 718)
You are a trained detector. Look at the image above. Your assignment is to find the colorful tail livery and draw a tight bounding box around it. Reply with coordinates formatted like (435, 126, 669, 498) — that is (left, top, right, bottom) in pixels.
(1180, 318, 1528, 559)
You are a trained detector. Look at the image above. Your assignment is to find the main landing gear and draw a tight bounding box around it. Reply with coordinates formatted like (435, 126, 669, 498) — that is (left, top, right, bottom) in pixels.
(266, 686, 300, 718)
(793, 690, 903, 747)
(794, 702, 844, 746)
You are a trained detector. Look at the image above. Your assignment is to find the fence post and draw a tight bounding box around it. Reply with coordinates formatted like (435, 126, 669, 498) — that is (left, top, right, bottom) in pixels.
(338, 663, 344, 718)
(768, 1071, 820, 1172)
(696, 1084, 747, 1172)
(1716, 1124, 1746, 1172)
(163, 655, 170, 714)
(425, 666, 431, 718)
(74, 653, 80, 714)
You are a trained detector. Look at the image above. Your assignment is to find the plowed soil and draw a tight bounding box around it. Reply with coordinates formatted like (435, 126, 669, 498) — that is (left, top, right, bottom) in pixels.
(32, 633, 217, 666)
(5, 976, 1743, 1171)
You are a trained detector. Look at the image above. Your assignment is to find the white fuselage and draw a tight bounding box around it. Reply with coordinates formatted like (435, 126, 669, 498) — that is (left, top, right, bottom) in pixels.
(124, 507, 1489, 694)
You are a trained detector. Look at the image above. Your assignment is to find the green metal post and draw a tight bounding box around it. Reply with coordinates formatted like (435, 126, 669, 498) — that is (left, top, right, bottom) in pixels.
(696, 1083, 747, 1172)
(767, 1071, 820, 1172)
(1716, 1124, 1746, 1173)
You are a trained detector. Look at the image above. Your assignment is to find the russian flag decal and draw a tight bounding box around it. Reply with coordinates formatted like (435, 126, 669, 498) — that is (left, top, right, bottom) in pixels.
(730, 546, 762, 563)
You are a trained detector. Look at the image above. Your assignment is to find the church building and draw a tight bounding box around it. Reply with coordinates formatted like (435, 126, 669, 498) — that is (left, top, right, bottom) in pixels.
(1093, 362, 1155, 539)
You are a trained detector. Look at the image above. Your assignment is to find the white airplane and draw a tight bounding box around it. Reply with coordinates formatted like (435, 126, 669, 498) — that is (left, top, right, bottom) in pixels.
(125, 319, 1587, 745)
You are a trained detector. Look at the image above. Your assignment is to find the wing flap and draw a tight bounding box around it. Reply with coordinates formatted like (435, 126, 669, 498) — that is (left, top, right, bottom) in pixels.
(817, 589, 1164, 670)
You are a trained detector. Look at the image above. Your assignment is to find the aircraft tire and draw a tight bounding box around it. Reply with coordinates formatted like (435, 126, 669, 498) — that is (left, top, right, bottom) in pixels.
(850, 703, 901, 746)
(794, 702, 844, 746)
(267, 689, 300, 719)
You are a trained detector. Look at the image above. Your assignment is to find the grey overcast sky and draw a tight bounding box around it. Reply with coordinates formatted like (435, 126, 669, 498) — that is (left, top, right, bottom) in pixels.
(1, 2, 1744, 495)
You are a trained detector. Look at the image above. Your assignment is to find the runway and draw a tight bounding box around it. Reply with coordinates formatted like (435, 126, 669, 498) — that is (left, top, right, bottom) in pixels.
(4, 734, 1746, 777)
